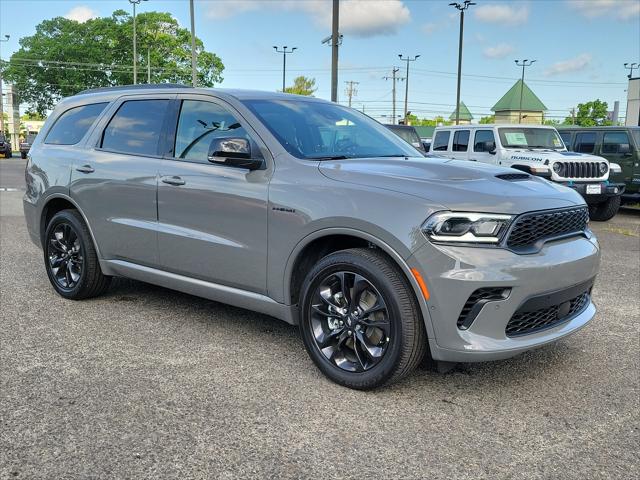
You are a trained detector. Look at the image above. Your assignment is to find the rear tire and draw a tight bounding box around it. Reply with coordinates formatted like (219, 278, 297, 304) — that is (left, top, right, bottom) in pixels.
(589, 195, 620, 221)
(44, 209, 111, 299)
(299, 248, 427, 390)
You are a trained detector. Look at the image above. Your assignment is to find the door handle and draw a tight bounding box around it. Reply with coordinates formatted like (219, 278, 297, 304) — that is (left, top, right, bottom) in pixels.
(75, 164, 95, 174)
(161, 175, 186, 186)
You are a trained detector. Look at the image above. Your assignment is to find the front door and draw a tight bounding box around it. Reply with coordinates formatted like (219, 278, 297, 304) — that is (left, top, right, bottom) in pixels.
(157, 97, 270, 294)
(599, 130, 636, 187)
(470, 129, 498, 165)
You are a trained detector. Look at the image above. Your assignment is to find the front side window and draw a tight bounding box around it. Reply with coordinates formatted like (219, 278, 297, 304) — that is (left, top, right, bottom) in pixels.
(242, 99, 418, 159)
(473, 130, 495, 152)
(432, 131, 451, 151)
(452, 130, 470, 152)
(602, 131, 630, 154)
(498, 127, 564, 150)
(101, 99, 169, 156)
(574, 132, 597, 153)
(175, 100, 250, 162)
(45, 102, 108, 145)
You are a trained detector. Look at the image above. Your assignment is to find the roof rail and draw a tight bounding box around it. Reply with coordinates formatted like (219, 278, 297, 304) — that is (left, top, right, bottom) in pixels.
(77, 83, 191, 95)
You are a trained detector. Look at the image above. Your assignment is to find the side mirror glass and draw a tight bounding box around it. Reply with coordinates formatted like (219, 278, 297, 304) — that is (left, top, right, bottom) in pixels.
(207, 137, 263, 170)
(485, 141, 497, 154)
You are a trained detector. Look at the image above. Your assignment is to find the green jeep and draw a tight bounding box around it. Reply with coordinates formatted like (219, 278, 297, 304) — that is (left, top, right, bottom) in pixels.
(558, 126, 640, 205)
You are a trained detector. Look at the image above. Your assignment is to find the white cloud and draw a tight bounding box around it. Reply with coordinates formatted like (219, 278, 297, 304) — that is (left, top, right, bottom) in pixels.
(64, 5, 98, 23)
(206, 0, 411, 37)
(483, 43, 516, 59)
(474, 4, 529, 26)
(544, 53, 592, 76)
(567, 0, 640, 20)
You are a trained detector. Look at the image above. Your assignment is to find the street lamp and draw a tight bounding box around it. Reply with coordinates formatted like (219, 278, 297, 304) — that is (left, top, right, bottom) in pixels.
(624, 62, 639, 79)
(128, 0, 148, 85)
(399, 54, 420, 124)
(273, 46, 297, 92)
(0, 34, 9, 135)
(515, 59, 536, 123)
(450, 1, 475, 125)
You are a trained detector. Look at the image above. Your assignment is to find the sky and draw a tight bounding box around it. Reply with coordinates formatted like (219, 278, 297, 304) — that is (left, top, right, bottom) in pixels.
(0, 0, 639, 122)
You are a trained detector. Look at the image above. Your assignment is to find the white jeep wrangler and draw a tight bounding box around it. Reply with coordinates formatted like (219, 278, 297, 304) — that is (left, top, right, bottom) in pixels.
(430, 124, 624, 221)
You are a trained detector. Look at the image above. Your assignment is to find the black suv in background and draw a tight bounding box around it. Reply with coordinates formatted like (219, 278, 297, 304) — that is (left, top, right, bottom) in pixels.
(0, 134, 12, 158)
(20, 133, 37, 159)
(384, 124, 427, 155)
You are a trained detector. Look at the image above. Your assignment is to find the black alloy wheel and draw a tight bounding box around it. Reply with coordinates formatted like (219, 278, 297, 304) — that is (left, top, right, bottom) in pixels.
(47, 222, 83, 291)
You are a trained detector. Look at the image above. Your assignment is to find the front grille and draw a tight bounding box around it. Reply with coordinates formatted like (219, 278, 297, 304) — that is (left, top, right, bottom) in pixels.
(506, 291, 590, 337)
(556, 162, 601, 179)
(457, 287, 511, 329)
(506, 207, 589, 250)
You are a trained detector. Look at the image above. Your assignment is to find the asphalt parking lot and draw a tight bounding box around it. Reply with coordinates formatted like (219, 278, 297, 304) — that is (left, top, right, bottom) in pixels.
(1, 158, 638, 479)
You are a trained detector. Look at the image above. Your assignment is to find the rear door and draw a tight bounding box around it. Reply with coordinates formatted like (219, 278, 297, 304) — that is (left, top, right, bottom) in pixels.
(156, 95, 271, 293)
(70, 95, 173, 267)
(450, 129, 470, 161)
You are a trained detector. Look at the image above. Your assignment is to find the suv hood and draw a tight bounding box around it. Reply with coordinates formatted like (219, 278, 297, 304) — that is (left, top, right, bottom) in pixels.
(319, 157, 584, 214)
(505, 150, 606, 164)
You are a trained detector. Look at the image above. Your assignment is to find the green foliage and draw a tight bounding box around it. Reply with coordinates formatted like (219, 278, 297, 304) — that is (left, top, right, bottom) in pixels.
(406, 114, 451, 126)
(479, 115, 495, 124)
(21, 111, 45, 121)
(563, 99, 612, 126)
(3, 11, 224, 114)
(543, 118, 560, 126)
(283, 76, 317, 96)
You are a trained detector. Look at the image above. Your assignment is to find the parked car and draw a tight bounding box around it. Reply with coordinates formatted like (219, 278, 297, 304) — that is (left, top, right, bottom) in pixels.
(384, 124, 427, 155)
(19, 132, 38, 159)
(431, 124, 624, 221)
(0, 133, 12, 158)
(24, 85, 601, 389)
(558, 126, 640, 205)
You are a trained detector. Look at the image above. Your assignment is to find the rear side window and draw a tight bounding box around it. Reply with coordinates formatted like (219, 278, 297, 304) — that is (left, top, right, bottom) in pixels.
(101, 99, 169, 156)
(44, 103, 108, 145)
(574, 132, 596, 153)
(602, 131, 630, 154)
(559, 131, 572, 148)
(452, 130, 470, 152)
(432, 131, 450, 151)
(474, 130, 495, 152)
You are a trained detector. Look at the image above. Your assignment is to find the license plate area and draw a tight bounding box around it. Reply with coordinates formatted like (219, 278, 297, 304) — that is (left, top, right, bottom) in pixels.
(586, 184, 602, 194)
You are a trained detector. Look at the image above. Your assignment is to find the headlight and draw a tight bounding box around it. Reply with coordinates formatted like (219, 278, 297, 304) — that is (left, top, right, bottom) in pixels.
(422, 212, 514, 245)
(609, 162, 622, 174)
(599, 162, 608, 175)
(552, 162, 563, 174)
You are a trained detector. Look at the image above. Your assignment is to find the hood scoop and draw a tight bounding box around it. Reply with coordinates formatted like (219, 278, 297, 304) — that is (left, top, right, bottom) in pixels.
(495, 173, 531, 181)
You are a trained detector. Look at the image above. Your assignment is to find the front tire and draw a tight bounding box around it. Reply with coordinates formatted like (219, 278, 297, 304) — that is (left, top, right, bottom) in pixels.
(44, 209, 111, 299)
(589, 195, 621, 221)
(299, 248, 427, 390)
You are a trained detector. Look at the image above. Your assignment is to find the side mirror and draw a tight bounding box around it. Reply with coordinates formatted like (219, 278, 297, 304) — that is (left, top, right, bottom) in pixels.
(207, 137, 263, 170)
(485, 141, 497, 154)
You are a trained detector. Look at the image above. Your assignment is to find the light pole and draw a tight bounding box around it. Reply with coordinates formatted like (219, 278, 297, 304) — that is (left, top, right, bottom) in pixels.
(273, 46, 297, 92)
(515, 59, 536, 123)
(624, 62, 639, 79)
(450, 1, 475, 125)
(0, 34, 8, 135)
(399, 54, 420, 124)
(189, 0, 197, 87)
(128, 0, 148, 85)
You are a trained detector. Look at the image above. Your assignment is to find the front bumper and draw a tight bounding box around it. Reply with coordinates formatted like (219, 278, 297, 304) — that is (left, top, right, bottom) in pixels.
(563, 181, 625, 204)
(408, 234, 600, 362)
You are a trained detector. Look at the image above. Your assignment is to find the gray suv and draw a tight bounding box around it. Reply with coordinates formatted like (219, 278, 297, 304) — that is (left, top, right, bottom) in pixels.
(24, 85, 601, 389)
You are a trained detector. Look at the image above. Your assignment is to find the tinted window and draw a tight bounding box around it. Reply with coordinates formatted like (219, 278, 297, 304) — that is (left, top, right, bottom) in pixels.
(432, 131, 450, 151)
(574, 132, 597, 153)
(602, 131, 630, 154)
(387, 126, 421, 146)
(174, 100, 252, 162)
(45, 103, 108, 145)
(559, 132, 572, 148)
(101, 100, 169, 155)
(452, 130, 470, 152)
(474, 130, 495, 152)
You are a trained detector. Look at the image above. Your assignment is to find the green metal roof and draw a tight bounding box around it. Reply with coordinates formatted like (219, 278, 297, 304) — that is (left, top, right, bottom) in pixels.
(491, 80, 547, 112)
(449, 101, 473, 121)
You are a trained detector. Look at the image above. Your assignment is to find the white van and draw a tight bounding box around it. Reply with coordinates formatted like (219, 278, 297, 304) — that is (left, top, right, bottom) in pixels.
(430, 124, 624, 220)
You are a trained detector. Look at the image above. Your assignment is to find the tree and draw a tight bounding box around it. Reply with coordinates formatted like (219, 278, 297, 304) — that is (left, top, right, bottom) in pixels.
(3, 11, 224, 115)
(479, 115, 495, 124)
(563, 99, 611, 126)
(283, 76, 317, 96)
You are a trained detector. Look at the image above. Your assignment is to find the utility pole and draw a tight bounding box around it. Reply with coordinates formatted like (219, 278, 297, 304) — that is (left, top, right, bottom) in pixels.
(331, 0, 339, 102)
(0, 34, 9, 135)
(273, 46, 297, 92)
(344, 81, 359, 107)
(383, 67, 405, 125)
(624, 62, 638, 79)
(399, 54, 420, 124)
(128, 0, 148, 85)
(189, 0, 197, 87)
(450, 1, 475, 125)
(515, 59, 536, 123)
(147, 48, 151, 83)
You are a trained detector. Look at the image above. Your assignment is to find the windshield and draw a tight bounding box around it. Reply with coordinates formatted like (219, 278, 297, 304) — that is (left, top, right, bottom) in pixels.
(242, 99, 419, 159)
(498, 127, 565, 150)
